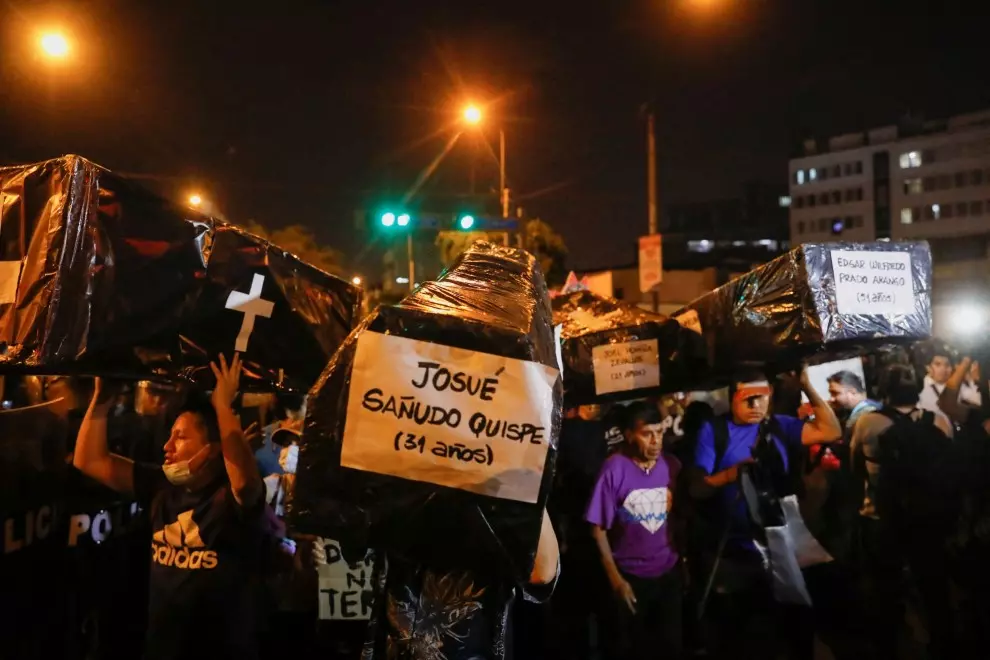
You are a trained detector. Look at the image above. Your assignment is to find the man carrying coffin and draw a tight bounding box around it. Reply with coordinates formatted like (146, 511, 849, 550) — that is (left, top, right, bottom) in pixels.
(73, 354, 278, 660)
(687, 369, 843, 658)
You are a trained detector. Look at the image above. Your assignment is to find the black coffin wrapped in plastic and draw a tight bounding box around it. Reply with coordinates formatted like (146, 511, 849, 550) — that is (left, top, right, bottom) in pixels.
(552, 290, 705, 404)
(671, 241, 933, 380)
(291, 242, 563, 580)
(0, 155, 361, 392)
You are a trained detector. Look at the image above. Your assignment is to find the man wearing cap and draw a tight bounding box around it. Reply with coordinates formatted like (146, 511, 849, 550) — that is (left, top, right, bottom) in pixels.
(264, 421, 301, 517)
(688, 368, 842, 658)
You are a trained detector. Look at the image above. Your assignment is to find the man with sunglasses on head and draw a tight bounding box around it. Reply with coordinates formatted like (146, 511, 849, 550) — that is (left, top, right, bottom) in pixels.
(687, 368, 842, 659)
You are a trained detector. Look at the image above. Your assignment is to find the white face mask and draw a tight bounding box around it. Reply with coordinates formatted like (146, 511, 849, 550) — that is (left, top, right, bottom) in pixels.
(279, 444, 299, 475)
(162, 461, 195, 486)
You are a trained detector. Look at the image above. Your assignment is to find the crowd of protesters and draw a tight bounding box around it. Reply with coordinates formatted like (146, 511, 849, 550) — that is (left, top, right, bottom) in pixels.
(5, 342, 990, 660)
(546, 346, 990, 660)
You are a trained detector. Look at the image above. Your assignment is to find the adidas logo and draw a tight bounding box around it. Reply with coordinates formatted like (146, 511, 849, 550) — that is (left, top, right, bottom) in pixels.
(151, 509, 218, 570)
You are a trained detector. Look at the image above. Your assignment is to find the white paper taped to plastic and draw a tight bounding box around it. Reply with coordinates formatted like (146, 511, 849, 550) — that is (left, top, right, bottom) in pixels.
(317, 538, 374, 621)
(830, 250, 915, 316)
(673, 309, 702, 335)
(591, 338, 660, 395)
(340, 332, 559, 503)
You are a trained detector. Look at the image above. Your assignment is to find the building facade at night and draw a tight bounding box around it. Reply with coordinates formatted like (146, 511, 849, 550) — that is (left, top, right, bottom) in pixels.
(660, 181, 791, 272)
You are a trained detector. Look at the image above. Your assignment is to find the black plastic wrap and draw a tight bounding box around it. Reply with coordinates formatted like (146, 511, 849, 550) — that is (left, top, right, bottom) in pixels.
(672, 241, 932, 384)
(0, 155, 361, 392)
(291, 242, 563, 581)
(552, 290, 707, 404)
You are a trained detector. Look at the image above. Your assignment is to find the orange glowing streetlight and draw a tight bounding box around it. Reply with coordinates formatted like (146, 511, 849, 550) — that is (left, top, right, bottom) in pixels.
(463, 105, 482, 125)
(187, 194, 203, 208)
(39, 32, 70, 59)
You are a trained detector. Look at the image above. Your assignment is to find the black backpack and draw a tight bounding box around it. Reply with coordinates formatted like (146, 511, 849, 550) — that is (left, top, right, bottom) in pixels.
(870, 408, 957, 527)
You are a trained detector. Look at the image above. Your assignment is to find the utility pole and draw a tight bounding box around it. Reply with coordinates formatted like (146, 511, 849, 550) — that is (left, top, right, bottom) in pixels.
(407, 233, 415, 292)
(647, 109, 660, 312)
(647, 112, 658, 236)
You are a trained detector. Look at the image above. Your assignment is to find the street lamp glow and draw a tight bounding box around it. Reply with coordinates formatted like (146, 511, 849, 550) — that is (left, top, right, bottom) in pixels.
(188, 194, 203, 207)
(397, 213, 411, 227)
(351, 276, 362, 286)
(40, 33, 70, 58)
(459, 215, 475, 230)
(463, 105, 482, 125)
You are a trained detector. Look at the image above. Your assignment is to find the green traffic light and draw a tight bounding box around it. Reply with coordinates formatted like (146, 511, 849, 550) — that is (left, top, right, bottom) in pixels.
(381, 212, 396, 227)
(397, 213, 411, 227)
(459, 215, 475, 230)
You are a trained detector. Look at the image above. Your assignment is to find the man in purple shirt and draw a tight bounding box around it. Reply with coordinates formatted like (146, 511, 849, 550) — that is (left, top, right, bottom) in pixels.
(586, 401, 682, 659)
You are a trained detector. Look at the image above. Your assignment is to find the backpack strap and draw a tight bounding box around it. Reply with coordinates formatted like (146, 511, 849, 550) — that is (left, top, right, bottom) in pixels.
(711, 415, 730, 473)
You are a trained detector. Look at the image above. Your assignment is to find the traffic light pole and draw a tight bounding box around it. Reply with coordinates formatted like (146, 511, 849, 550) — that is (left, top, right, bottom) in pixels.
(407, 232, 415, 292)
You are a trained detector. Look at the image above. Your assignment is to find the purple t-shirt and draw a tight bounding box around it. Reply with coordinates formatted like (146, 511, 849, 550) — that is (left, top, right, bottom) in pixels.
(585, 453, 680, 579)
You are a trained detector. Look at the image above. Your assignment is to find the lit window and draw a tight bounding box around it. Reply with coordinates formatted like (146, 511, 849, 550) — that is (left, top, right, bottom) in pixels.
(732, 240, 746, 247)
(796, 170, 806, 185)
(899, 151, 922, 168)
(904, 178, 922, 195)
(809, 168, 818, 181)
(779, 196, 792, 207)
(900, 208, 914, 224)
(932, 203, 941, 219)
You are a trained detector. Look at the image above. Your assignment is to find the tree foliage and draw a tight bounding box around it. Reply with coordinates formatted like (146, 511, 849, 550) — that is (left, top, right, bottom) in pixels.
(522, 218, 568, 287)
(435, 231, 489, 269)
(243, 220, 343, 276)
(435, 219, 568, 286)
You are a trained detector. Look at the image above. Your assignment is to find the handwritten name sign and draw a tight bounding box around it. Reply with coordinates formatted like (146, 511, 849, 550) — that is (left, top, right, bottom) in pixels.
(830, 250, 915, 315)
(592, 339, 660, 395)
(340, 332, 559, 503)
(317, 538, 374, 621)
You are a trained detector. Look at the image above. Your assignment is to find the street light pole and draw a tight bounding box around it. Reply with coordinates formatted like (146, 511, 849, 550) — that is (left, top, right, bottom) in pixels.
(500, 129, 509, 219)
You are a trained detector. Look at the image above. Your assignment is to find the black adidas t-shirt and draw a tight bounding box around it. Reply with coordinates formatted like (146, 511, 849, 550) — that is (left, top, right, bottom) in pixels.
(134, 463, 273, 660)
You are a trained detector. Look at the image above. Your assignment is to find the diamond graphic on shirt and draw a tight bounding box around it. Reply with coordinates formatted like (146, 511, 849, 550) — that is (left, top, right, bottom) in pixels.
(152, 509, 205, 548)
(622, 488, 669, 534)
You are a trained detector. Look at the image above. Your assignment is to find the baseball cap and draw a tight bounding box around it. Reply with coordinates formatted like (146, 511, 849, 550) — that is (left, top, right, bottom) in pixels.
(271, 422, 302, 447)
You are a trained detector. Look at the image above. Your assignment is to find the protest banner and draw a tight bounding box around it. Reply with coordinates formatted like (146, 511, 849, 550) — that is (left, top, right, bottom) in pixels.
(317, 538, 374, 621)
(340, 331, 559, 504)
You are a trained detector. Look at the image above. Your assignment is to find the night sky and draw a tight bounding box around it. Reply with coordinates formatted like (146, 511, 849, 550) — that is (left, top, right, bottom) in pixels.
(2, 0, 988, 273)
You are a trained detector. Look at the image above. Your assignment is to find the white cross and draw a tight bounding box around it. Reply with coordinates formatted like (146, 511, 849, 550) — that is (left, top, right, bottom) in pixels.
(225, 274, 275, 352)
